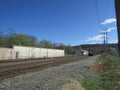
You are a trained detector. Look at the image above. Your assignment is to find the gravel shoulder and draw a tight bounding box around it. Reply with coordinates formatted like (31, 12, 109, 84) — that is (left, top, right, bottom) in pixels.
(0, 55, 100, 90)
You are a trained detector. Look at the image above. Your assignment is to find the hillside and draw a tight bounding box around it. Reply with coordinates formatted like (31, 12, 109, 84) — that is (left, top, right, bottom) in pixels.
(74, 43, 118, 51)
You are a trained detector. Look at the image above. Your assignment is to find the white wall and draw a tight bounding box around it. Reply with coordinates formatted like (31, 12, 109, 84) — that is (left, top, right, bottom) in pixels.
(0, 48, 13, 60)
(13, 46, 65, 59)
(0, 46, 64, 60)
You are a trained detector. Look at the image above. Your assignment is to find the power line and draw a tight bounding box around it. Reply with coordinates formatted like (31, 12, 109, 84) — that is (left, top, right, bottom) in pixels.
(94, 0, 101, 30)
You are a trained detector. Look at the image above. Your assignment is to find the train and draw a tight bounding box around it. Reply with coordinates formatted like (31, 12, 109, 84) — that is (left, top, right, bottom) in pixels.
(74, 49, 102, 56)
(88, 49, 95, 56)
(88, 49, 102, 56)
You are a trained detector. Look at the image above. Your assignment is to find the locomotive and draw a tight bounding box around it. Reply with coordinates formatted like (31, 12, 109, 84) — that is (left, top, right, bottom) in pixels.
(88, 49, 95, 56)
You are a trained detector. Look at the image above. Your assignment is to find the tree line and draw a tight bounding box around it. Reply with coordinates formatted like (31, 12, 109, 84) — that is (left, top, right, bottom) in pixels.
(0, 30, 82, 55)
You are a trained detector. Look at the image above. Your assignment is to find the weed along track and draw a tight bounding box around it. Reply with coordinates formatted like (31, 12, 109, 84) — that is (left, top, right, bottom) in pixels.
(0, 56, 88, 79)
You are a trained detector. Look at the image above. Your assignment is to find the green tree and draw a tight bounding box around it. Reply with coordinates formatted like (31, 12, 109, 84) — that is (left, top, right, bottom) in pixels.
(27, 35, 37, 46)
(0, 31, 8, 47)
(39, 39, 52, 48)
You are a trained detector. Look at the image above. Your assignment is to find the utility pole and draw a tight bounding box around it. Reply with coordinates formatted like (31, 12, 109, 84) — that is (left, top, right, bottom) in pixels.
(115, 0, 120, 59)
(105, 29, 108, 54)
(102, 29, 108, 54)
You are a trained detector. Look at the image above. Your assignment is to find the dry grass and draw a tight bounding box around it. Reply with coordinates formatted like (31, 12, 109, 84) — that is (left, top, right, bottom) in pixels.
(62, 79, 85, 90)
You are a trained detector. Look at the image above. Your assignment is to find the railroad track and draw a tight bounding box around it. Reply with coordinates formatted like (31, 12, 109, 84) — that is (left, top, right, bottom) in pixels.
(0, 56, 88, 79)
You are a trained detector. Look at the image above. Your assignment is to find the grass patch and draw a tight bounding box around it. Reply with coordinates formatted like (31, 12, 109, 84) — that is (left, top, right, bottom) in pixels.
(97, 55, 120, 90)
(81, 55, 120, 90)
(81, 77, 99, 90)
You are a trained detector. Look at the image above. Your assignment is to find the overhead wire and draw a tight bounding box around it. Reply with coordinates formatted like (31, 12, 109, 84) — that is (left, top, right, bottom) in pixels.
(94, 0, 101, 31)
(94, 0, 105, 44)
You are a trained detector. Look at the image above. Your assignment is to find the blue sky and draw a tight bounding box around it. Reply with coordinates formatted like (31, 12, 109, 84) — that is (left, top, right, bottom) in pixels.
(0, 0, 117, 46)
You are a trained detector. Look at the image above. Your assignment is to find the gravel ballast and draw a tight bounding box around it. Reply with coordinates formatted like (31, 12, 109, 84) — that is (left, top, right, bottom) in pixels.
(0, 55, 100, 90)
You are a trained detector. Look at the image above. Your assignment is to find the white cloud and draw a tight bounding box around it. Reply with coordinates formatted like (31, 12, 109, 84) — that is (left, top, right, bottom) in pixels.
(107, 27, 116, 32)
(101, 27, 116, 33)
(89, 42, 98, 44)
(101, 18, 116, 25)
(109, 40, 118, 43)
(86, 26, 117, 43)
(87, 35, 104, 42)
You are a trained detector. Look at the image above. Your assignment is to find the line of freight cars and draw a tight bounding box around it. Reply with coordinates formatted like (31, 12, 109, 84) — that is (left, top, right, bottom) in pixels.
(75, 49, 100, 56)
(88, 49, 102, 56)
(75, 49, 101, 56)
